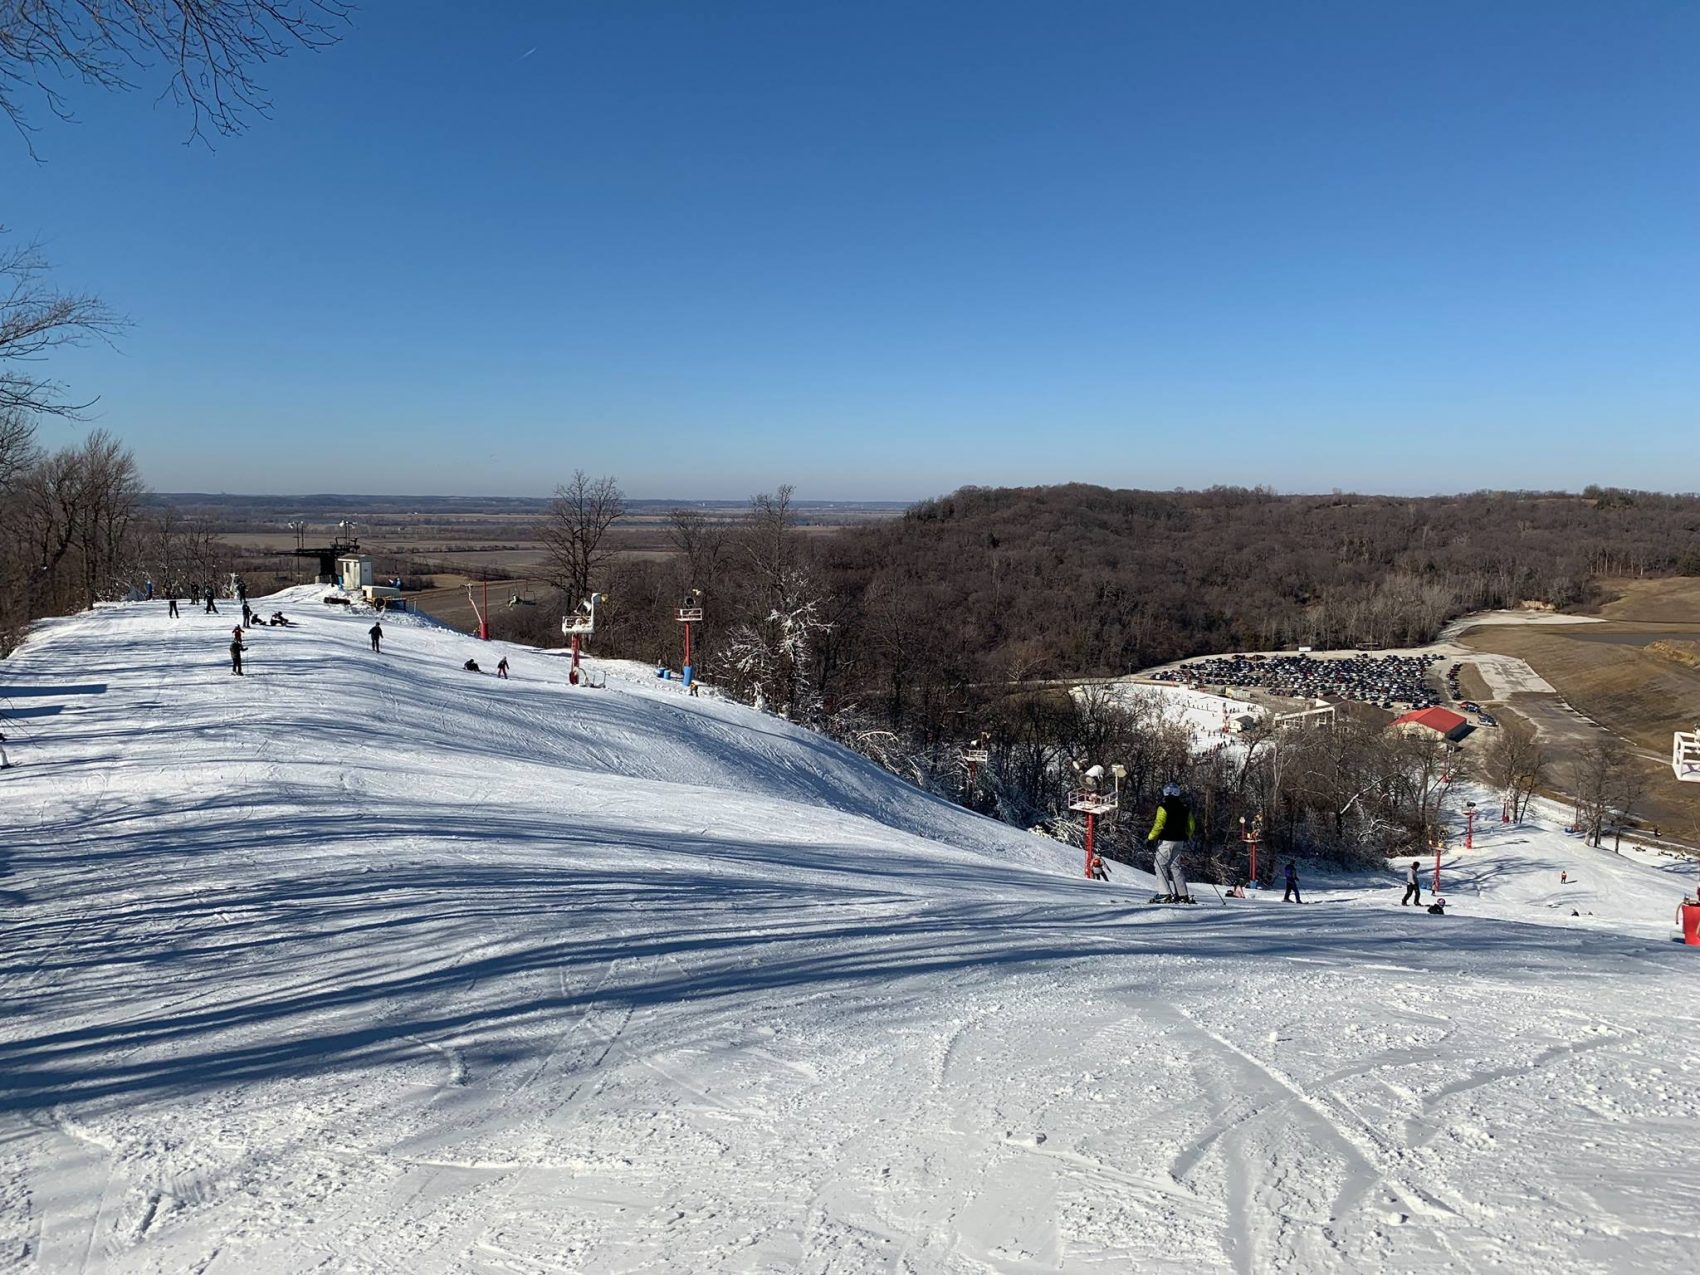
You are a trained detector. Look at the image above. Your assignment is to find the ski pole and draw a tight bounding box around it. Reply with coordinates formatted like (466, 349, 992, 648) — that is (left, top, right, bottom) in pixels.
(1208, 880, 1225, 906)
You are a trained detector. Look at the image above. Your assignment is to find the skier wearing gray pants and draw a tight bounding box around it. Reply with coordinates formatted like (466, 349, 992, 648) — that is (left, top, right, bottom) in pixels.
(1147, 782, 1198, 904)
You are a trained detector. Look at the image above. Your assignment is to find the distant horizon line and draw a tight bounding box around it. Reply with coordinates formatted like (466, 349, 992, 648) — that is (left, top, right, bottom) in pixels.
(142, 483, 1696, 505)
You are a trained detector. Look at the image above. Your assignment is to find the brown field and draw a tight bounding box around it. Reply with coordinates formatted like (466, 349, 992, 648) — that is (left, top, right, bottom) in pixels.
(1597, 576, 1700, 625)
(1462, 577, 1700, 839)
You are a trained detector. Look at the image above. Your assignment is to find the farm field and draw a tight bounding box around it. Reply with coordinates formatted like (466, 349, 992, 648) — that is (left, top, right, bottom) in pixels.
(1459, 578, 1700, 839)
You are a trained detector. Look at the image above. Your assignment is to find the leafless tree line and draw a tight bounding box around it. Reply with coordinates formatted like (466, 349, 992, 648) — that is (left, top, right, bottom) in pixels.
(0, 416, 232, 654)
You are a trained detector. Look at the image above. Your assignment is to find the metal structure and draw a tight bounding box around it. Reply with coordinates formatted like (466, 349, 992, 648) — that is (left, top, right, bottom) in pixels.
(676, 590, 704, 688)
(562, 593, 601, 684)
(467, 579, 491, 641)
(1464, 800, 1477, 850)
(286, 522, 360, 584)
(1068, 762, 1125, 881)
(1273, 703, 1336, 729)
(962, 741, 990, 801)
(1432, 835, 1445, 895)
(1239, 813, 1264, 888)
(1674, 729, 1700, 782)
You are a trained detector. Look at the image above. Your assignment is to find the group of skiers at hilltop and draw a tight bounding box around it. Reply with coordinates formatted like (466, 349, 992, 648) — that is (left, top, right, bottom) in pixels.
(1142, 784, 1302, 904)
(196, 604, 512, 680)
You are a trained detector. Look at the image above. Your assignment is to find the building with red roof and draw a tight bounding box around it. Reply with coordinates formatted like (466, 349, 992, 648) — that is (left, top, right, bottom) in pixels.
(1389, 707, 1471, 741)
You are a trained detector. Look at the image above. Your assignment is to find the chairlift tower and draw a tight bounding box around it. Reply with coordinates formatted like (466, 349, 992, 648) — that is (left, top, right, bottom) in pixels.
(1068, 763, 1125, 881)
(1464, 800, 1478, 850)
(676, 590, 704, 688)
(562, 593, 600, 685)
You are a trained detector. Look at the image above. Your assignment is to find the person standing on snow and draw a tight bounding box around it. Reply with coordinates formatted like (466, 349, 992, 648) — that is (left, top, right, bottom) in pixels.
(204, 586, 218, 615)
(230, 632, 246, 676)
(1401, 860, 1421, 906)
(1283, 860, 1302, 904)
(496, 657, 509, 679)
(1146, 782, 1197, 904)
(167, 593, 179, 618)
(369, 622, 384, 653)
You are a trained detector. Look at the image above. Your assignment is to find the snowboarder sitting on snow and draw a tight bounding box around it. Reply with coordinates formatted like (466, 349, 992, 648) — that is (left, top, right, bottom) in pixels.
(1402, 860, 1421, 906)
(1146, 782, 1196, 904)
(1426, 898, 1446, 915)
(463, 658, 481, 673)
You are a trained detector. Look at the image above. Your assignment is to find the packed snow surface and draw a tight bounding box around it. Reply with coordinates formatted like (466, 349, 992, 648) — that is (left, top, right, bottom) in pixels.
(5, 591, 1700, 1273)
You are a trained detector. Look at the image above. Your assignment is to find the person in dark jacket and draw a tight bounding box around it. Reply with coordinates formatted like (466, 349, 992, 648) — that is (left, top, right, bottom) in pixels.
(369, 622, 384, 653)
(204, 587, 218, 615)
(1147, 783, 1197, 903)
(230, 633, 246, 675)
(496, 657, 509, 679)
(167, 595, 179, 618)
(1401, 860, 1421, 906)
(1283, 860, 1302, 903)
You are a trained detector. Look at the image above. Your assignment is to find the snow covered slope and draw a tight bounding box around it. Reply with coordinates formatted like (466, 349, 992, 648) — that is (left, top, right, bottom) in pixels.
(4, 593, 1700, 1274)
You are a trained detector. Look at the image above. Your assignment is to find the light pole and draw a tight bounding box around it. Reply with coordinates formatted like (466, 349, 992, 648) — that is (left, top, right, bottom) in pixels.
(962, 738, 989, 804)
(1240, 814, 1264, 888)
(676, 589, 704, 687)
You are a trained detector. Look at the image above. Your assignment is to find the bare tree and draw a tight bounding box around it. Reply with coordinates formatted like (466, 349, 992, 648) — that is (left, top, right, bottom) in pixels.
(540, 471, 625, 607)
(667, 507, 730, 594)
(1, 0, 349, 151)
(1483, 722, 1546, 823)
(1570, 739, 1637, 847)
(0, 235, 122, 420)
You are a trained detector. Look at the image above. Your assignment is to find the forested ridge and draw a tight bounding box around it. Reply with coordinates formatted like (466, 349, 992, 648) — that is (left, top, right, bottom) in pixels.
(817, 483, 1700, 691)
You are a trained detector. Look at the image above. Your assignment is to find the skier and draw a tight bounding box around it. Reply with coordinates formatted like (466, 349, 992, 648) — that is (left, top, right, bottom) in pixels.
(230, 632, 246, 676)
(241, 600, 253, 627)
(167, 595, 179, 618)
(1283, 860, 1302, 904)
(1146, 782, 1196, 904)
(1560, 869, 1568, 884)
(496, 657, 509, 679)
(204, 587, 218, 615)
(369, 622, 384, 653)
(1401, 860, 1421, 906)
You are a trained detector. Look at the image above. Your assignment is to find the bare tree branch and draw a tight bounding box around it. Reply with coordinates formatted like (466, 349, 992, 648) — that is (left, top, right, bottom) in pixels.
(0, 0, 351, 153)
(0, 232, 124, 418)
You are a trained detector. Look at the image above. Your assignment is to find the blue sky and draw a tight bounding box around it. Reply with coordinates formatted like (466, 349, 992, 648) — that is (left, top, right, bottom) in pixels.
(7, 1, 1700, 498)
